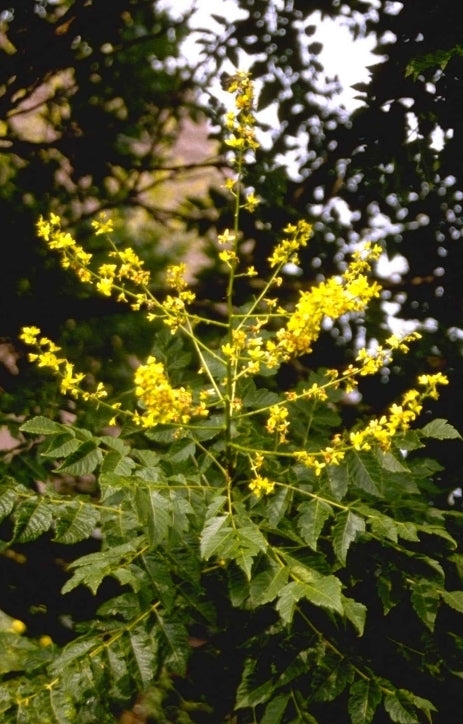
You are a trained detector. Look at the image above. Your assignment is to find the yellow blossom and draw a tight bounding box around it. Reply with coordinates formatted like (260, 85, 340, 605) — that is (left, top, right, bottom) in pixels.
(60, 362, 85, 397)
(266, 404, 289, 443)
(19, 326, 41, 345)
(91, 214, 114, 236)
(166, 264, 189, 291)
(418, 372, 449, 399)
(294, 451, 326, 476)
(244, 191, 260, 212)
(133, 355, 207, 428)
(268, 244, 382, 364)
(249, 475, 275, 498)
(268, 220, 313, 269)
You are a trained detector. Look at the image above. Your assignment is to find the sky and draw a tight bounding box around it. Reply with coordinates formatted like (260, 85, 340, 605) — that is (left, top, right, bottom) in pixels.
(159, 0, 378, 112)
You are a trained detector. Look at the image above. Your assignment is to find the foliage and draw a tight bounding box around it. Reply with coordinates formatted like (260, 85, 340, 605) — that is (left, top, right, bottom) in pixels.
(1, 73, 462, 723)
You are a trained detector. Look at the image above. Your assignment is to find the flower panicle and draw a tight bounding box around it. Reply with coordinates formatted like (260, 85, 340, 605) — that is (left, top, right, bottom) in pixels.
(268, 220, 313, 269)
(224, 71, 259, 157)
(36, 213, 153, 309)
(19, 326, 108, 404)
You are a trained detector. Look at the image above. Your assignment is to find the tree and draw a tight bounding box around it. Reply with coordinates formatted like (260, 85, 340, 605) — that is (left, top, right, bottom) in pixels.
(1, 3, 463, 718)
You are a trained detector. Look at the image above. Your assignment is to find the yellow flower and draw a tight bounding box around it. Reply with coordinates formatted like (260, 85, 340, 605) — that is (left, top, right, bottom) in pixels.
(166, 264, 189, 291)
(20, 326, 41, 345)
(244, 191, 260, 212)
(60, 362, 85, 397)
(39, 635, 53, 647)
(266, 404, 289, 443)
(133, 355, 207, 428)
(96, 276, 114, 296)
(224, 71, 259, 159)
(268, 220, 313, 269)
(91, 214, 114, 236)
(269, 244, 382, 364)
(249, 475, 275, 498)
(418, 372, 449, 399)
(10, 619, 26, 635)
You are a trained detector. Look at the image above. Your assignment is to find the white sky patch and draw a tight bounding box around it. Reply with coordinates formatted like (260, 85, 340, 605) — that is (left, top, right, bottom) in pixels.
(305, 12, 378, 111)
(158, 0, 378, 112)
(376, 253, 409, 281)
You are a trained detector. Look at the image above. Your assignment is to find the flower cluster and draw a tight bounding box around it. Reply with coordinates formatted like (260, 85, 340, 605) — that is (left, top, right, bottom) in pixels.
(224, 71, 258, 156)
(349, 373, 448, 452)
(161, 265, 196, 332)
(268, 243, 382, 363)
(266, 404, 289, 444)
(355, 331, 422, 376)
(36, 213, 153, 310)
(133, 356, 208, 429)
(249, 474, 276, 498)
(37, 214, 93, 282)
(268, 220, 313, 269)
(19, 326, 108, 402)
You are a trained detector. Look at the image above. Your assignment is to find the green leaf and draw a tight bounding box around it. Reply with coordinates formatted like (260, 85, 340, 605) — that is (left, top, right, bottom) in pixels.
(137, 488, 171, 547)
(406, 46, 463, 78)
(142, 555, 177, 611)
(105, 641, 131, 703)
(261, 693, 290, 724)
(348, 678, 382, 724)
(327, 463, 349, 500)
(0, 483, 18, 522)
(243, 387, 279, 409)
(383, 689, 426, 723)
(419, 523, 457, 549)
(100, 450, 136, 475)
(395, 520, 420, 542)
(49, 638, 97, 675)
(97, 593, 141, 622)
(235, 658, 274, 709)
(48, 684, 76, 723)
(200, 515, 234, 561)
(156, 616, 189, 676)
(410, 579, 440, 631)
(266, 485, 292, 526)
(377, 450, 409, 473)
(440, 589, 463, 613)
(41, 433, 81, 458)
(56, 440, 102, 476)
(367, 511, 398, 543)
(250, 565, 289, 606)
(61, 540, 142, 595)
(13, 500, 53, 542)
(312, 654, 354, 703)
(377, 571, 399, 614)
(420, 418, 462, 440)
(233, 524, 268, 580)
(168, 437, 196, 462)
(53, 502, 100, 544)
(332, 511, 365, 565)
(276, 573, 343, 623)
(0, 632, 38, 675)
(20, 416, 69, 435)
(297, 499, 333, 550)
(347, 451, 382, 496)
(342, 596, 367, 636)
(128, 626, 158, 688)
